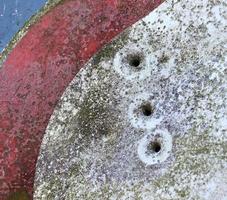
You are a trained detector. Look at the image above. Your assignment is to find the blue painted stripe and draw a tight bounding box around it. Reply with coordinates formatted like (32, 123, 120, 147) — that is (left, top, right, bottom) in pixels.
(0, 0, 47, 52)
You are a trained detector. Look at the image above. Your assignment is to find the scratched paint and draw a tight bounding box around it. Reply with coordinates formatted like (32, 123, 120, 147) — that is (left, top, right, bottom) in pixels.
(0, 0, 48, 52)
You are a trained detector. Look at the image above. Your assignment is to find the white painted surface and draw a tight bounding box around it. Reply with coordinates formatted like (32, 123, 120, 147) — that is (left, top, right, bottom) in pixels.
(34, 0, 227, 199)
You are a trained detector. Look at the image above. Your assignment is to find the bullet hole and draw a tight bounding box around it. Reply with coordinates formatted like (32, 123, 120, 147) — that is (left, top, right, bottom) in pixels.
(147, 141, 161, 153)
(141, 103, 153, 116)
(138, 130, 172, 165)
(127, 54, 142, 68)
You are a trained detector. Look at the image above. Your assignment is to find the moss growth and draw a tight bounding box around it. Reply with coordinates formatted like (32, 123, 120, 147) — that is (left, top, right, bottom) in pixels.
(176, 189, 189, 198)
(7, 190, 30, 200)
(75, 71, 120, 147)
(92, 30, 130, 66)
(40, 178, 62, 200)
(153, 127, 226, 199)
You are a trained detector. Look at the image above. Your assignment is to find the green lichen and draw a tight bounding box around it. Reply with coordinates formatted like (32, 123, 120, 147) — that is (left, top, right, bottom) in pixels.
(7, 190, 30, 200)
(92, 30, 130, 66)
(74, 68, 121, 150)
(152, 127, 226, 199)
(37, 178, 62, 200)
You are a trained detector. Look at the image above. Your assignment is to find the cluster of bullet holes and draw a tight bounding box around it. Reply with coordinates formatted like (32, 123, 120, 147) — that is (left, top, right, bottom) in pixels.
(112, 44, 172, 164)
(140, 103, 162, 156)
(122, 51, 172, 165)
(140, 103, 163, 155)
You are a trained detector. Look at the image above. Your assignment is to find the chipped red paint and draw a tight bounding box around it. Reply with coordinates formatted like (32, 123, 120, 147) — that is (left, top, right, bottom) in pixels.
(0, 0, 163, 199)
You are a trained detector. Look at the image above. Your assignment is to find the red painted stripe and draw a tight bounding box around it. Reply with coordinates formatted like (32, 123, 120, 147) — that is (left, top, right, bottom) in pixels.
(0, 0, 163, 199)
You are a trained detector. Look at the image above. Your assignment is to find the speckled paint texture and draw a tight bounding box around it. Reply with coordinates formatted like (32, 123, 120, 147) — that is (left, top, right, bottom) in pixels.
(0, 0, 162, 199)
(34, 0, 227, 199)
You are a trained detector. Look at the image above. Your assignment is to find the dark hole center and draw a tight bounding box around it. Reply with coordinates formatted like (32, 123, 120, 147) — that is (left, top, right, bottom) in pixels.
(141, 104, 153, 116)
(148, 141, 161, 153)
(129, 55, 141, 67)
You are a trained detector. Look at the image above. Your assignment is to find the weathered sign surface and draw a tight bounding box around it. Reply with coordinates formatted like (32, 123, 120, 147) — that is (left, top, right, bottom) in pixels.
(34, 0, 227, 199)
(0, 0, 162, 199)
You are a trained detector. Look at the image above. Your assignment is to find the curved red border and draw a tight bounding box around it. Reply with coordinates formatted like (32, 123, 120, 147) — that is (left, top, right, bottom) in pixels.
(0, 0, 162, 199)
